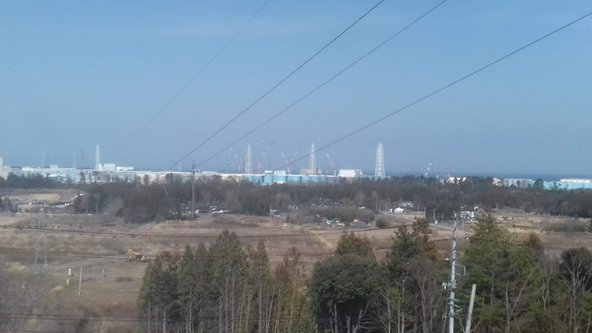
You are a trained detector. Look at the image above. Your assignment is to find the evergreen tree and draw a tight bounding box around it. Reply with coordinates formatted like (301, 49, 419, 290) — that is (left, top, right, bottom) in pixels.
(461, 216, 543, 333)
(176, 245, 197, 332)
(248, 240, 273, 333)
(273, 247, 314, 333)
(138, 257, 178, 331)
(334, 232, 374, 259)
(382, 218, 443, 333)
(310, 254, 381, 332)
(209, 230, 248, 332)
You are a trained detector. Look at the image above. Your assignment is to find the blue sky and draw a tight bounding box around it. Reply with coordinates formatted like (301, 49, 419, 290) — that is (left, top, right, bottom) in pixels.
(0, 1, 591, 176)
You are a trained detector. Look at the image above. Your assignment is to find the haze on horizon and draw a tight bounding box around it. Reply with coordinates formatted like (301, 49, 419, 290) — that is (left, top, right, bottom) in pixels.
(0, 1, 590, 176)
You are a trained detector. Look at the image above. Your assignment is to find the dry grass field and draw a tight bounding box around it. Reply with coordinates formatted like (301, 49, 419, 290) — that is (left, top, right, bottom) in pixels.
(1, 196, 592, 332)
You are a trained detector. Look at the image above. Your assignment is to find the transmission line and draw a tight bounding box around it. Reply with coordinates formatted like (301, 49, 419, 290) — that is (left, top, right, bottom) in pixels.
(118, 0, 273, 153)
(198, 0, 450, 167)
(167, 0, 386, 170)
(285, 9, 592, 169)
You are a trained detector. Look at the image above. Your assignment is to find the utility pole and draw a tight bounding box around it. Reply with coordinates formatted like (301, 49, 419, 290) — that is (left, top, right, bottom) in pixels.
(34, 232, 48, 267)
(191, 160, 196, 218)
(448, 215, 458, 333)
(78, 266, 83, 296)
(465, 284, 477, 333)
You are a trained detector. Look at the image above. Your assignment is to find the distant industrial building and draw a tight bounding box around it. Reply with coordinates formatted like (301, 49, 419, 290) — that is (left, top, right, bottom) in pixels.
(338, 169, 363, 178)
(543, 179, 592, 190)
(6, 143, 592, 190)
(502, 178, 535, 188)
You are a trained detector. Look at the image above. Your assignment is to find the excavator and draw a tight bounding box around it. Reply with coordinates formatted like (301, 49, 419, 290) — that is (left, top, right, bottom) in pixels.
(127, 248, 147, 262)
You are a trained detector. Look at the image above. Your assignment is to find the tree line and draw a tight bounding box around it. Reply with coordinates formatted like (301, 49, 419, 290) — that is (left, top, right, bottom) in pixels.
(65, 176, 592, 223)
(3, 173, 592, 221)
(138, 231, 313, 333)
(0, 174, 61, 189)
(137, 217, 592, 332)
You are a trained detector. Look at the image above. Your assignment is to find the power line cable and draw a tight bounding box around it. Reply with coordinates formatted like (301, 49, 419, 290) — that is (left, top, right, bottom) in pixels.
(198, 0, 449, 167)
(167, 0, 386, 170)
(118, 0, 273, 153)
(285, 9, 592, 169)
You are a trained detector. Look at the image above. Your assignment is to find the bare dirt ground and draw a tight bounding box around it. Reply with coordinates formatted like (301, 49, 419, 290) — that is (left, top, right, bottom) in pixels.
(1, 188, 80, 205)
(0, 211, 405, 332)
(1, 205, 591, 332)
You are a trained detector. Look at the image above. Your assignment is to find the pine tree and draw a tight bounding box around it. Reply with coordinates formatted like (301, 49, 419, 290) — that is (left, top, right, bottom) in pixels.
(176, 245, 197, 332)
(273, 247, 314, 333)
(382, 218, 443, 333)
(209, 230, 248, 332)
(461, 216, 542, 332)
(248, 240, 272, 333)
(334, 232, 374, 259)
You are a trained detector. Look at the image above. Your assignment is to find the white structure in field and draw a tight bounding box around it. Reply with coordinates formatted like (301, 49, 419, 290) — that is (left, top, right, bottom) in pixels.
(244, 144, 253, 174)
(374, 142, 385, 178)
(95, 145, 102, 171)
(309, 143, 316, 174)
(339, 169, 363, 178)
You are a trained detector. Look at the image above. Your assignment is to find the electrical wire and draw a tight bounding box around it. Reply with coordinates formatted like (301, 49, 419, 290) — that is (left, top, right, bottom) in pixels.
(198, 0, 450, 167)
(167, 0, 386, 170)
(118, 0, 273, 153)
(284, 9, 592, 169)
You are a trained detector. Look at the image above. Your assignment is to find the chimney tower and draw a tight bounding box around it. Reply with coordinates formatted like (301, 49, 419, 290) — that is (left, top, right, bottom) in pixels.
(374, 142, 385, 178)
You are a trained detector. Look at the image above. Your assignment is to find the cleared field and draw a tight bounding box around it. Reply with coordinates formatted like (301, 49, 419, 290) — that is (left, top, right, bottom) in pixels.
(0, 212, 401, 332)
(1, 207, 591, 332)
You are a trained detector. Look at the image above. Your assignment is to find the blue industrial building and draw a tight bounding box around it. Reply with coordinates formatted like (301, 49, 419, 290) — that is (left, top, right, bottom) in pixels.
(244, 173, 340, 185)
(543, 179, 592, 190)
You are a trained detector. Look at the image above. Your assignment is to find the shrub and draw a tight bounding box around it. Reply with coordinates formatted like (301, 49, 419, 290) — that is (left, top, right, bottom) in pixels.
(375, 218, 390, 229)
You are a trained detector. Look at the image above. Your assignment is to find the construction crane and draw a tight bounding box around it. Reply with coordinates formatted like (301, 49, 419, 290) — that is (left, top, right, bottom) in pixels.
(228, 147, 243, 172)
(325, 152, 339, 176)
(256, 140, 275, 173)
(424, 160, 433, 178)
(281, 151, 299, 174)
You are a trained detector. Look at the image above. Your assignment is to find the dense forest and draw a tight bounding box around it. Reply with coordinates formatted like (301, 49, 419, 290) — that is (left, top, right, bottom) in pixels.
(137, 217, 592, 333)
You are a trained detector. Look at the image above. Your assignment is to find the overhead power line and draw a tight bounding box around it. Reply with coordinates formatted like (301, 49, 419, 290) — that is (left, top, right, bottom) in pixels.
(118, 0, 273, 153)
(286, 9, 592, 169)
(198, 0, 450, 167)
(167, 0, 386, 170)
